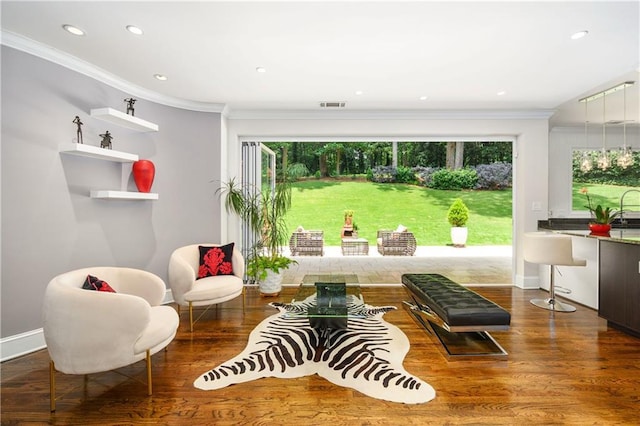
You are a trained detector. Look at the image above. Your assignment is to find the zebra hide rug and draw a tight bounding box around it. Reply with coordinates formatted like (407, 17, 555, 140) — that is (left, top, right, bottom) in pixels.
(194, 296, 436, 404)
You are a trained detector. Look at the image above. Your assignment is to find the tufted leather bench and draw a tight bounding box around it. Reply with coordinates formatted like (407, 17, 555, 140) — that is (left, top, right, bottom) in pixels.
(402, 273, 511, 332)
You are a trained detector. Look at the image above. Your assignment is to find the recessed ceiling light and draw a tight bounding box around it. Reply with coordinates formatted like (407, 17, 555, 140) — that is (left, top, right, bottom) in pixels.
(256, 67, 266, 73)
(497, 91, 506, 96)
(154, 74, 168, 81)
(62, 24, 85, 36)
(419, 96, 428, 101)
(126, 25, 144, 35)
(355, 90, 363, 95)
(571, 30, 589, 40)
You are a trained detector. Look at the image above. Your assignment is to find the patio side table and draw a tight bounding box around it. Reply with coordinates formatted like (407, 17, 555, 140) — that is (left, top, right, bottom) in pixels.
(341, 238, 369, 256)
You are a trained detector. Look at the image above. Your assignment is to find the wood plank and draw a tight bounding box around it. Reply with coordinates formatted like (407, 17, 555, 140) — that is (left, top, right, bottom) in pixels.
(1, 285, 639, 424)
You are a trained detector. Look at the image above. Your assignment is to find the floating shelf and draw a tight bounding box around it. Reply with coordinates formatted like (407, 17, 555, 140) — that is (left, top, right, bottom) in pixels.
(90, 190, 159, 200)
(59, 143, 138, 162)
(90, 107, 159, 132)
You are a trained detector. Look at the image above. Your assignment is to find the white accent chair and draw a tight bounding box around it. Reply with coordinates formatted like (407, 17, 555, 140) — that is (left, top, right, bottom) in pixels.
(523, 232, 587, 312)
(168, 244, 245, 332)
(42, 267, 179, 412)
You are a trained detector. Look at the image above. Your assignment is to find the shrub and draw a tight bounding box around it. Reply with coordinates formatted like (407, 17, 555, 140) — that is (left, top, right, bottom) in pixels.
(287, 163, 309, 181)
(413, 166, 440, 187)
(395, 166, 416, 184)
(430, 168, 478, 190)
(474, 162, 512, 189)
(370, 166, 397, 183)
(447, 198, 470, 227)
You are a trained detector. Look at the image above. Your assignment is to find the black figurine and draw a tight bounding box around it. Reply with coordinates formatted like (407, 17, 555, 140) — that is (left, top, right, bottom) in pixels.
(124, 98, 136, 116)
(72, 116, 84, 144)
(99, 131, 113, 149)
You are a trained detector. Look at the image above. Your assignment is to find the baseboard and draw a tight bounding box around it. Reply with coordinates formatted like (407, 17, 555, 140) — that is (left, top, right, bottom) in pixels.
(1, 289, 176, 362)
(515, 274, 540, 289)
(163, 288, 174, 304)
(0, 328, 46, 362)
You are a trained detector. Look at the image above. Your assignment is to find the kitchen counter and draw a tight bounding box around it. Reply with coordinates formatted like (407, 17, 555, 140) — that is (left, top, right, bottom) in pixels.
(559, 229, 640, 245)
(536, 221, 640, 337)
(538, 219, 640, 245)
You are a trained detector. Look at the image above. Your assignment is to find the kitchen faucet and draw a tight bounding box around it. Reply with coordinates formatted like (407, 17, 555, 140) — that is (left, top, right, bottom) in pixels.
(619, 189, 640, 226)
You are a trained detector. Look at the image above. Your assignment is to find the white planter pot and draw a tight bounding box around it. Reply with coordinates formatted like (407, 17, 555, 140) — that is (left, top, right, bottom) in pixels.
(259, 269, 283, 296)
(451, 227, 468, 247)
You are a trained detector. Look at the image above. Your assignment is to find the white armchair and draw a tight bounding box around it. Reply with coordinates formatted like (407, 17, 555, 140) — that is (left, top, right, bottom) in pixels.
(42, 267, 179, 411)
(168, 243, 245, 332)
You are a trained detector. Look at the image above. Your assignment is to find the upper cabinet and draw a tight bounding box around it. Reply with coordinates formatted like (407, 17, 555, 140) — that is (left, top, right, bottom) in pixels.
(90, 107, 159, 132)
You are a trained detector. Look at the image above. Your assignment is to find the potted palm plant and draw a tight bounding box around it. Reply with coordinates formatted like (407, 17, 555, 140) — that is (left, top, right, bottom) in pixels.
(447, 198, 469, 247)
(218, 178, 296, 296)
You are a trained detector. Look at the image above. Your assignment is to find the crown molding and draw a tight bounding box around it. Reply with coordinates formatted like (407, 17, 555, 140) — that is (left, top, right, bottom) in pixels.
(1, 30, 557, 121)
(225, 108, 557, 121)
(1, 30, 225, 113)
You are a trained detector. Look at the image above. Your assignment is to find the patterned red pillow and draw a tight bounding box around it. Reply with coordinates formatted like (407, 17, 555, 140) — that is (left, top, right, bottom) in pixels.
(197, 243, 235, 279)
(82, 274, 116, 293)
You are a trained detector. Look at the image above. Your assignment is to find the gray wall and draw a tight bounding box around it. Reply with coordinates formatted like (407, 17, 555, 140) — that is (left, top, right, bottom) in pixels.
(1, 47, 223, 337)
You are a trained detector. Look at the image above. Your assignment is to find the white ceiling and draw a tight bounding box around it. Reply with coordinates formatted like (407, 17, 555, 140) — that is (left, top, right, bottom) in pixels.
(2, 1, 639, 126)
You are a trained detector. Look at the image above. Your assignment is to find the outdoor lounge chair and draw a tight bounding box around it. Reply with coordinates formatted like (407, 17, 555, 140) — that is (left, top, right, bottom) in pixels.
(289, 229, 324, 256)
(377, 228, 417, 256)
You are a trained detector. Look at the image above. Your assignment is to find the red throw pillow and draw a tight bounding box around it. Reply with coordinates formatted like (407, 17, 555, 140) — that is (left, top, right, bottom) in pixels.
(82, 274, 116, 293)
(197, 243, 235, 279)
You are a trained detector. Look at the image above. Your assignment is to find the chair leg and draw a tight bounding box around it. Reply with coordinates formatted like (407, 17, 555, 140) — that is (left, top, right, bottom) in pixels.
(530, 265, 576, 312)
(49, 360, 56, 412)
(242, 286, 246, 312)
(146, 349, 152, 396)
(189, 301, 194, 332)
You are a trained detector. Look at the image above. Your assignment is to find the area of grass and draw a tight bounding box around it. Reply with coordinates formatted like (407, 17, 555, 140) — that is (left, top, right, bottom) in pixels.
(571, 183, 637, 211)
(286, 180, 513, 246)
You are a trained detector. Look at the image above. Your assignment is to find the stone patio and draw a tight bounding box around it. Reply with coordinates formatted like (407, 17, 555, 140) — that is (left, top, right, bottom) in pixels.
(281, 245, 513, 285)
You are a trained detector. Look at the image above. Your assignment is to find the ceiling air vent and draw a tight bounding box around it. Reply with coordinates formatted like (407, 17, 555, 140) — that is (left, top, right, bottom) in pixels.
(320, 101, 346, 108)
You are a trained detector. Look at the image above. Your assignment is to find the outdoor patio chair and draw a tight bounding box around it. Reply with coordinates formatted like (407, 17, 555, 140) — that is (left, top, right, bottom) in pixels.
(377, 228, 417, 256)
(289, 229, 324, 256)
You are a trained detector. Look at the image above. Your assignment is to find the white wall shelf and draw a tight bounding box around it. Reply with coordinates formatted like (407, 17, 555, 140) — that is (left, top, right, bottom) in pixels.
(90, 190, 158, 200)
(90, 107, 159, 132)
(59, 143, 138, 162)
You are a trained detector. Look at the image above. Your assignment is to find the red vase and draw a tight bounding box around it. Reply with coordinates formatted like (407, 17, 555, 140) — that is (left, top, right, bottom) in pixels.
(132, 160, 155, 193)
(588, 223, 611, 235)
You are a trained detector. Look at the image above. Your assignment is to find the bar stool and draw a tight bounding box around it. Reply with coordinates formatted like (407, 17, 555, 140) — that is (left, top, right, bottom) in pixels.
(523, 232, 587, 312)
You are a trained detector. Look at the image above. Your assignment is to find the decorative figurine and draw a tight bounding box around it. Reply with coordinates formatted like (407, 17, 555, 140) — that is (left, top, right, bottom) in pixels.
(124, 98, 136, 116)
(99, 131, 113, 149)
(73, 116, 84, 144)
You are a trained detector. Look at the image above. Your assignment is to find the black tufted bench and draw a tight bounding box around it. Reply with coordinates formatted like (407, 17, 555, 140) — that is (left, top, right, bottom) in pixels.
(402, 273, 510, 356)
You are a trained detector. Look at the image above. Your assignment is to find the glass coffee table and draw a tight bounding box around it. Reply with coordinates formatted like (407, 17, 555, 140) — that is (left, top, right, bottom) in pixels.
(290, 274, 364, 336)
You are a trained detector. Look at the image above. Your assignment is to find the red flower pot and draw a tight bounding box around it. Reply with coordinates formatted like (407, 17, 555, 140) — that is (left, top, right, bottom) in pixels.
(588, 223, 611, 235)
(132, 160, 155, 193)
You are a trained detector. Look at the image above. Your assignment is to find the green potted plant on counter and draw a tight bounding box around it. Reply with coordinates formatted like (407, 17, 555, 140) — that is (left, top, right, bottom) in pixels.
(447, 198, 469, 247)
(580, 187, 620, 234)
(218, 178, 296, 296)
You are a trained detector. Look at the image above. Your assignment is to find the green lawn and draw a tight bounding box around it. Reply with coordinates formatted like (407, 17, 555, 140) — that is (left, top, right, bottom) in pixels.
(571, 183, 636, 211)
(286, 180, 513, 246)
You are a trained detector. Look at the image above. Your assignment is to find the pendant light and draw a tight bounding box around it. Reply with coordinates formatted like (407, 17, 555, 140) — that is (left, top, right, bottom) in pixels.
(596, 92, 611, 170)
(617, 82, 634, 168)
(580, 100, 593, 172)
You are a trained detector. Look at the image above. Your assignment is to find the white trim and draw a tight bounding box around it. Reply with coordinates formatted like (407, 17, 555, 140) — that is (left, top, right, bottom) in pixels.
(163, 289, 174, 305)
(238, 136, 518, 143)
(1, 30, 557, 121)
(515, 274, 541, 289)
(227, 108, 557, 121)
(1, 30, 225, 113)
(0, 328, 46, 362)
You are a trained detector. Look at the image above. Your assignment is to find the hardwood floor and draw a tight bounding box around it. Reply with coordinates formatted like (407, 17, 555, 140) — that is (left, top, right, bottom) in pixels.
(2, 285, 639, 425)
